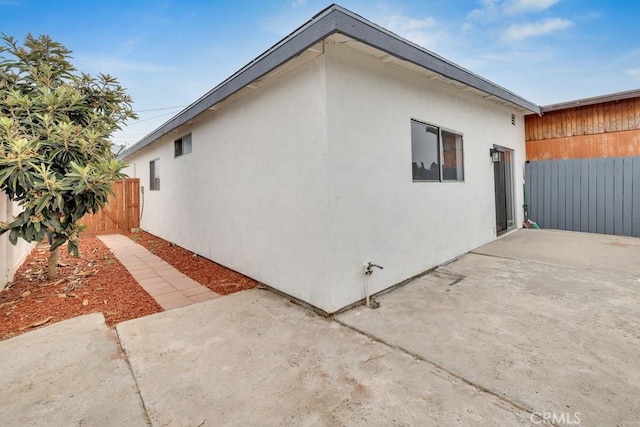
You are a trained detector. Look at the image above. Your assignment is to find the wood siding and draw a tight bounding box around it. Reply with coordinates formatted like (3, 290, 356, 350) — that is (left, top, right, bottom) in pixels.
(526, 97, 640, 160)
(78, 178, 140, 235)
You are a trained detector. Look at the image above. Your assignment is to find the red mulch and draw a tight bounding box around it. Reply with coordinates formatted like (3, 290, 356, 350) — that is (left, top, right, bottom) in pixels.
(0, 236, 162, 340)
(125, 231, 258, 295)
(1, 231, 258, 341)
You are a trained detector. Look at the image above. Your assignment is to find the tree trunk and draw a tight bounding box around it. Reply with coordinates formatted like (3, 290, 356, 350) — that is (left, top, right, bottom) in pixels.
(47, 247, 59, 280)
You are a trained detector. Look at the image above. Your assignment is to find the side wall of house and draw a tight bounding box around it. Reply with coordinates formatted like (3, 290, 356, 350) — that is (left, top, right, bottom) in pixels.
(322, 41, 527, 311)
(1, 192, 35, 289)
(123, 54, 332, 307)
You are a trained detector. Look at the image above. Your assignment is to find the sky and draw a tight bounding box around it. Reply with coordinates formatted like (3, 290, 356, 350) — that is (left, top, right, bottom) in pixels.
(1, 0, 639, 147)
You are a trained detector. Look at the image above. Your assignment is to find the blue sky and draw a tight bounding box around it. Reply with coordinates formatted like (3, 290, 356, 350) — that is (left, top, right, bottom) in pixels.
(1, 0, 639, 147)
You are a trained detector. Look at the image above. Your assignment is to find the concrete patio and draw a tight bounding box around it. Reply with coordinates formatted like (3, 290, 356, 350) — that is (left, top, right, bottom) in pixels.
(1, 229, 639, 426)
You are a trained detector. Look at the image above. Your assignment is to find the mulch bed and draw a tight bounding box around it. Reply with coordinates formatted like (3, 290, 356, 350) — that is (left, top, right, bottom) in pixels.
(126, 230, 258, 295)
(1, 231, 258, 341)
(0, 236, 162, 340)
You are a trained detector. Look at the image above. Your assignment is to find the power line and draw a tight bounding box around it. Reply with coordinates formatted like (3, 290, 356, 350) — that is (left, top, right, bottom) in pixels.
(135, 105, 187, 113)
(127, 111, 178, 124)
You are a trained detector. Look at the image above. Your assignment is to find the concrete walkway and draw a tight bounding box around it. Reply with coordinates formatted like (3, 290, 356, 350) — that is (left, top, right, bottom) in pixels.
(98, 234, 219, 310)
(2, 229, 639, 426)
(0, 313, 149, 426)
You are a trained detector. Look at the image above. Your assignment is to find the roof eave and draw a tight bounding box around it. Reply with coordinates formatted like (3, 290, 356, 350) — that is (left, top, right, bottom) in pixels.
(120, 5, 340, 159)
(332, 6, 540, 115)
(120, 4, 539, 159)
(539, 88, 640, 113)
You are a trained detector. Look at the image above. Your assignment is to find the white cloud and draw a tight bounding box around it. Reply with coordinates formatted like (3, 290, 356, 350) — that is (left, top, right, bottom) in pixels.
(468, 0, 500, 20)
(625, 68, 640, 80)
(76, 55, 160, 76)
(575, 10, 602, 22)
(503, 0, 560, 15)
(384, 14, 447, 50)
(619, 47, 640, 61)
(469, 0, 561, 19)
(386, 14, 436, 33)
(501, 18, 572, 41)
(291, 0, 307, 7)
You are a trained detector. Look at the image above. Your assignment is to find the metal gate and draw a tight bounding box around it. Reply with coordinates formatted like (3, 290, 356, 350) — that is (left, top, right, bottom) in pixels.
(525, 157, 640, 237)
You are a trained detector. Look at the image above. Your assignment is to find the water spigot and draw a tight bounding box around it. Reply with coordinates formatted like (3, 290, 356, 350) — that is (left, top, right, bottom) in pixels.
(365, 262, 384, 275)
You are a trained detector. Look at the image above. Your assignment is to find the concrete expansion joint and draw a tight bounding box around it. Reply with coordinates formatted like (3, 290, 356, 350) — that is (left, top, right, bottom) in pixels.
(332, 318, 555, 425)
(113, 326, 153, 427)
(470, 250, 640, 281)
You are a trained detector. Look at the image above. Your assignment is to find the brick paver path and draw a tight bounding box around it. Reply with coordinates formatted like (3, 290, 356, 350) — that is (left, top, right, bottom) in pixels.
(98, 234, 219, 310)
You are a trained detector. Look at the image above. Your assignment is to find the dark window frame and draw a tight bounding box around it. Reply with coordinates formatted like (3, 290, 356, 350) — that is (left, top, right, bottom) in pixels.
(150, 158, 160, 191)
(174, 133, 192, 157)
(411, 119, 464, 182)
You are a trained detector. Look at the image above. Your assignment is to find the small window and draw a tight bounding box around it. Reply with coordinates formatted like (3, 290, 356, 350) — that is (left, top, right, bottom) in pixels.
(174, 134, 192, 157)
(411, 120, 464, 182)
(441, 130, 464, 181)
(150, 159, 160, 190)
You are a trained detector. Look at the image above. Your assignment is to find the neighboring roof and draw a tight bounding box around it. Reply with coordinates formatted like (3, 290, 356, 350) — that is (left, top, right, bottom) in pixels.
(120, 4, 540, 159)
(540, 88, 640, 113)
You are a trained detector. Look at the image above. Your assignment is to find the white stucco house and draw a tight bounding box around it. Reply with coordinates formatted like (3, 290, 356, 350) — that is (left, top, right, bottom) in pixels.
(1, 192, 34, 289)
(120, 4, 540, 313)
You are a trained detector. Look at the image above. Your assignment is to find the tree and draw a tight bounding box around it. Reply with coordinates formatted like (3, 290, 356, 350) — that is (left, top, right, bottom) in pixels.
(0, 34, 137, 279)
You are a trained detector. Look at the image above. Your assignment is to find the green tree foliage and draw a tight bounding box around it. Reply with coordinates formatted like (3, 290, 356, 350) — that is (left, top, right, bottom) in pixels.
(0, 34, 137, 278)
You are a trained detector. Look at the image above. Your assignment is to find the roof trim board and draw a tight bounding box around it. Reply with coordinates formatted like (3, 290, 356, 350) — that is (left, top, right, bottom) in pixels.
(332, 7, 539, 113)
(120, 4, 540, 159)
(540, 88, 640, 113)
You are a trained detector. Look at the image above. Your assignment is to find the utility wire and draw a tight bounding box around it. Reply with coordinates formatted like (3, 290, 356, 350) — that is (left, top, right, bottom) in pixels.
(126, 111, 178, 124)
(135, 105, 187, 112)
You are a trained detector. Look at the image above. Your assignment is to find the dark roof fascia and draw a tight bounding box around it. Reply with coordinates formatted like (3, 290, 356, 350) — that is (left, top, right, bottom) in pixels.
(120, 4, 339, 159)
(540, 88, 640, 113)
(120, 4, 539, 159)
(332, 6, 540, 115)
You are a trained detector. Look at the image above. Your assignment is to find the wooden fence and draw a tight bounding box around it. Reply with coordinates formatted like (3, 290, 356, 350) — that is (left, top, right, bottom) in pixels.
(525, 158, 640, 237)
(78, 178, 140, 235)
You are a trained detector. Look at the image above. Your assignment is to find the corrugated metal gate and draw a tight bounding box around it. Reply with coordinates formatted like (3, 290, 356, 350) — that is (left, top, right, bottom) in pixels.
(525, 157, 640, 237)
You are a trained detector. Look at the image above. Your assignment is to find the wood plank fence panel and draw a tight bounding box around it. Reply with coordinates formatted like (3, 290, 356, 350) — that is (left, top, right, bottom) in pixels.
(587, 158, 597, 233)
(78, 178, 140, 235)
(525, 161, 532, 220)
(634, 157, 640, 237)
(572, 161, 581, 231)
(564, 161, 574, 231)
(613, 158, 624, 235)
(544, 160, 552, 227)
(536, 161, 545, 227)
(557, 161, 566, 230)
(596, 160, 605, 234)
(531, 161, 541, 225)
(525, 157, 640, 237)
(550, 160, 559, 229)
(604, 158, 615, 235)
(580, 160, 589, 231)
(623, 158, 633, 236)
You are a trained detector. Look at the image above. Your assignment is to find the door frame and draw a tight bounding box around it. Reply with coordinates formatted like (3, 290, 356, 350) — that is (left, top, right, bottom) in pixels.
(492, 145, 516, 235)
